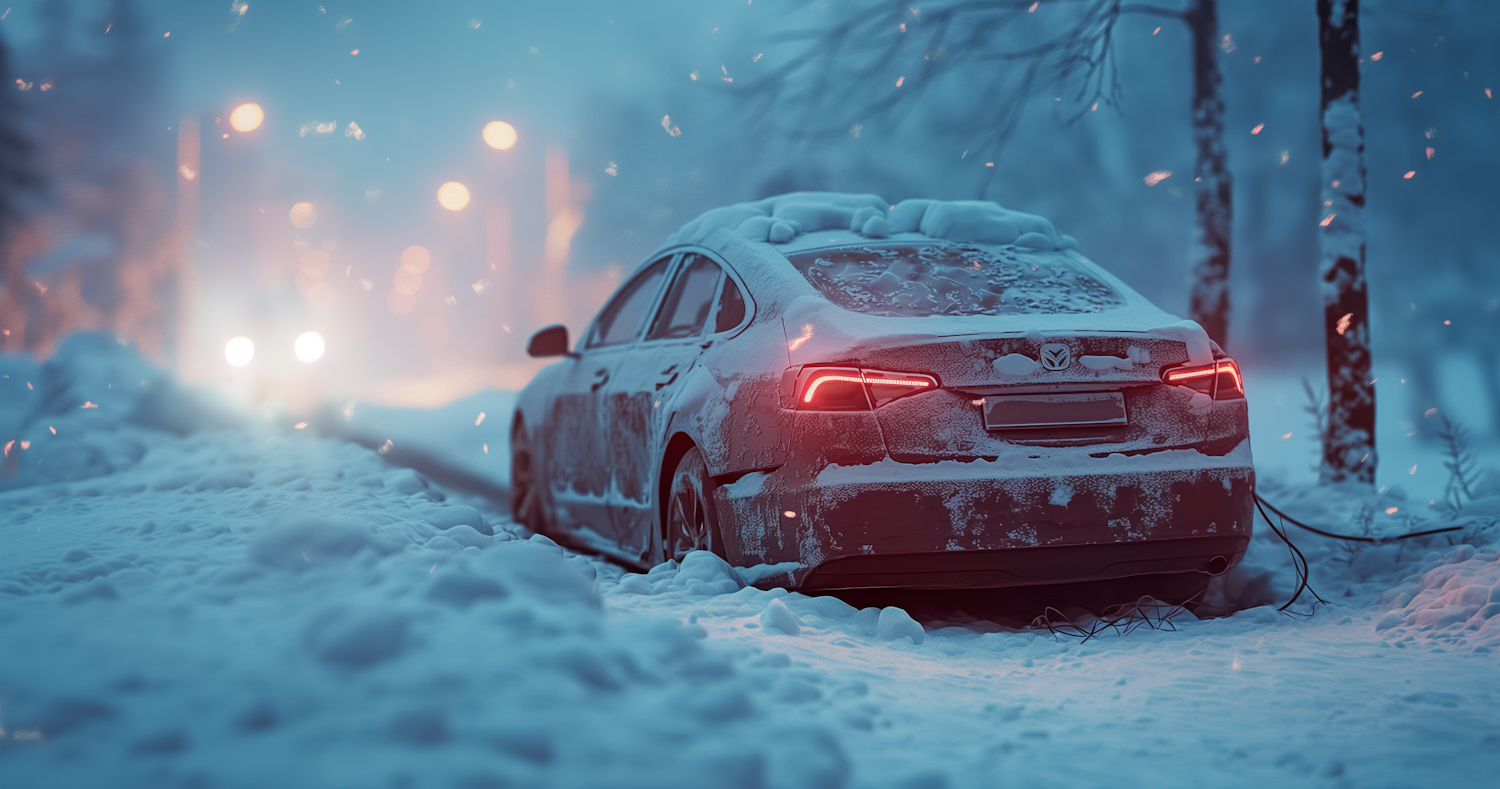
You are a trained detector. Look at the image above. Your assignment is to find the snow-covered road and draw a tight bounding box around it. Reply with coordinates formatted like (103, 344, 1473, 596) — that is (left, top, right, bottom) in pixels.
(3, 336, 1499, 788)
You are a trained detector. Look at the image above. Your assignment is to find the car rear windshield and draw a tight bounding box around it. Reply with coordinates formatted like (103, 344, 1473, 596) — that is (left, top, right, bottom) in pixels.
(783, 243, 1125, 317)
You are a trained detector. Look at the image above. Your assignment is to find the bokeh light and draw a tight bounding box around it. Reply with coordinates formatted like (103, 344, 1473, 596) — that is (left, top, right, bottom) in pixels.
(483, 121, 517, 150)
(229, 103, 264, 132)
(437, 182, 471, 211)
(289, 202, 319, 229)
(294, 331, 326, 363)
(224, 336, 255, 367)
(393, 268, 423, 295)
(400, 245, 431, 273)
(387, 289, 416, 315)
(301, 249, 331, 274)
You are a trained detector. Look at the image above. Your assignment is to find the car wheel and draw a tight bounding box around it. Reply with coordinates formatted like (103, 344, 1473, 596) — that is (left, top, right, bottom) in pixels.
(510, 422, 548, 534)
(663, 447, 723, 563)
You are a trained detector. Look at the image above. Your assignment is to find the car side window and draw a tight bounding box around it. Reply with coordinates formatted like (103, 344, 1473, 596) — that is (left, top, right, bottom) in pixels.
(589, 257, 671, 348)
(647, 254, 722, 341)
(714, 274, 747, 333)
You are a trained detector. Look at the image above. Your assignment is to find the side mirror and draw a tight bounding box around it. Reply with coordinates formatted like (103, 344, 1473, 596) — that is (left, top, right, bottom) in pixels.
(527, 324, 577, 358)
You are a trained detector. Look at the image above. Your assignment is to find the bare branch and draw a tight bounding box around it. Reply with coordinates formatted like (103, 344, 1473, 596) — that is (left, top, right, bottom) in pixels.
(737, 0, 1159, 193)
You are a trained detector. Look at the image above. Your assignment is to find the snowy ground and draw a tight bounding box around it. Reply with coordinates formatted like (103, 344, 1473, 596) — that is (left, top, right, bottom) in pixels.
(3, 335, 1500, 788)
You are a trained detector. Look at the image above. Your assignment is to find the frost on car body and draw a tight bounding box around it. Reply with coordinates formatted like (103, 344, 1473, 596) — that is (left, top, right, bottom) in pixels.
(514, 193, 1252, 596)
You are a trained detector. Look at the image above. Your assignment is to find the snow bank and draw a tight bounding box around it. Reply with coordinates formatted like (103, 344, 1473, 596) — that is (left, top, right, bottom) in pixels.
(7, 340, 1500, 787)
(1377, 547, 1500, 653)
(1202, 476, 1500, 654)
(0, 422, 872, 787)
(1, 333, 241, 491)
(0, 344, 876, 788)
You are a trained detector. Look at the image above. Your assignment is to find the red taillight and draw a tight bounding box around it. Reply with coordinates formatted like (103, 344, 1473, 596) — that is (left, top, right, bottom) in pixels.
(1162, 358, 1244, 400)
(796, 367, 938, 410)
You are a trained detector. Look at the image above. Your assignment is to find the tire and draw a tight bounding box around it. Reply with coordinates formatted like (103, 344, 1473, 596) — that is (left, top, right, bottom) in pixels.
(510, 422, 548, 535)
(662, 447, 724, 564)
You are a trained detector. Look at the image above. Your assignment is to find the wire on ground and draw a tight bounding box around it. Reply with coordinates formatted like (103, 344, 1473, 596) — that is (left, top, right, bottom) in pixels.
(1254, 494, 1463, 544)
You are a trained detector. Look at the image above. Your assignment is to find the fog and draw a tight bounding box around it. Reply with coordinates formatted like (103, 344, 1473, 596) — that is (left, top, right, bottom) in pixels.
(2, 0, 1495, 413)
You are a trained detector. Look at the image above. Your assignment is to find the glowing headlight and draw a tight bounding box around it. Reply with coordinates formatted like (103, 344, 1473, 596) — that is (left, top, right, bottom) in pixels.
(225, 336, 255, 367)
(294, 331, 326, 364)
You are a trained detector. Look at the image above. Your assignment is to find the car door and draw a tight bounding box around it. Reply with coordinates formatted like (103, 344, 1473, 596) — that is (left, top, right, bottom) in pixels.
(602, 253, 726, 557)
(545, 255, 673, 546)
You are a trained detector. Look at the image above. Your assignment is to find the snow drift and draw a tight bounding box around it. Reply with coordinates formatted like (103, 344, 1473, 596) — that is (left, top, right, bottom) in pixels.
(4, 338, 1500, 788)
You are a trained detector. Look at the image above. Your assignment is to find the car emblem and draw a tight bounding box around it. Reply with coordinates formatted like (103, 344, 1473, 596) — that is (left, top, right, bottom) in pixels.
(1039, 343, 1071, 371)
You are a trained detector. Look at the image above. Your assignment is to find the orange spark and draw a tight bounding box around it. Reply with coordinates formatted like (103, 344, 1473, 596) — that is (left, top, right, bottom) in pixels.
(1144, 170, 1171, 186)
(1251, 123, 1264, 134)
(1403, 171, 1415, 179)
(1335, 312, 1353, 335)
(895, 76, 904, 87)
(1320, 214, 1336, 227)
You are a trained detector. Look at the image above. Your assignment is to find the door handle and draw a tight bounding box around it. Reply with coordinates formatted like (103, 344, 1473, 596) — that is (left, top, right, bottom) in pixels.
(590, 368, 610, 391)
(654, 363, 680, 390)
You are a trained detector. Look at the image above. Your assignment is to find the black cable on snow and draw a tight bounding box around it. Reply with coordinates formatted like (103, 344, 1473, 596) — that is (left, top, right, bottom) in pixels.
(1253, 494, 1328, 615)
(1253, 493, 1463, 544)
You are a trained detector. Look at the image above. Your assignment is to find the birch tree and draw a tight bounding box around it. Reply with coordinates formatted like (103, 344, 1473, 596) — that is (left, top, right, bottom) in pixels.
(747, 0, 1235, 346)
(1316, 0, 1374, 484)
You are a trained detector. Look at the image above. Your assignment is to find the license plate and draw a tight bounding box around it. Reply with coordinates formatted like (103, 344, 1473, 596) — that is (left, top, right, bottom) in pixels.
(983, 391, 1127, 430)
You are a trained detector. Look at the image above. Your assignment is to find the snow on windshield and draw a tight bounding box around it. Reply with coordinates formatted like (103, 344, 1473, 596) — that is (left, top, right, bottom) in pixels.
(784, 242, 1125, 318)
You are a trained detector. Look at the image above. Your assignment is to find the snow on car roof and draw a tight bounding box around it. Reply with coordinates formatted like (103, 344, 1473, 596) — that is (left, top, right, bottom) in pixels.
(661, 193, 1215, 365)
(665, 192, 1079, 252)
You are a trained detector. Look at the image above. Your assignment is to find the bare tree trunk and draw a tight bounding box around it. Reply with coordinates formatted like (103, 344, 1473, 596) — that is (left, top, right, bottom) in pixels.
(1184, 0, 1232, 348)
(1317, 0, 1376, 484)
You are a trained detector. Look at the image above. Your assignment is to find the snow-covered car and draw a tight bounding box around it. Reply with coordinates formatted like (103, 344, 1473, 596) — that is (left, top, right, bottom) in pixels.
(513, 193, 1253, 597)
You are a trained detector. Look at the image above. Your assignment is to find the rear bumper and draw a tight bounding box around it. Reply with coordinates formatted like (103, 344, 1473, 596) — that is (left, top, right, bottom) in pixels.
(800, 535, 1248, 591)
(718, 440, 1254, 589)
